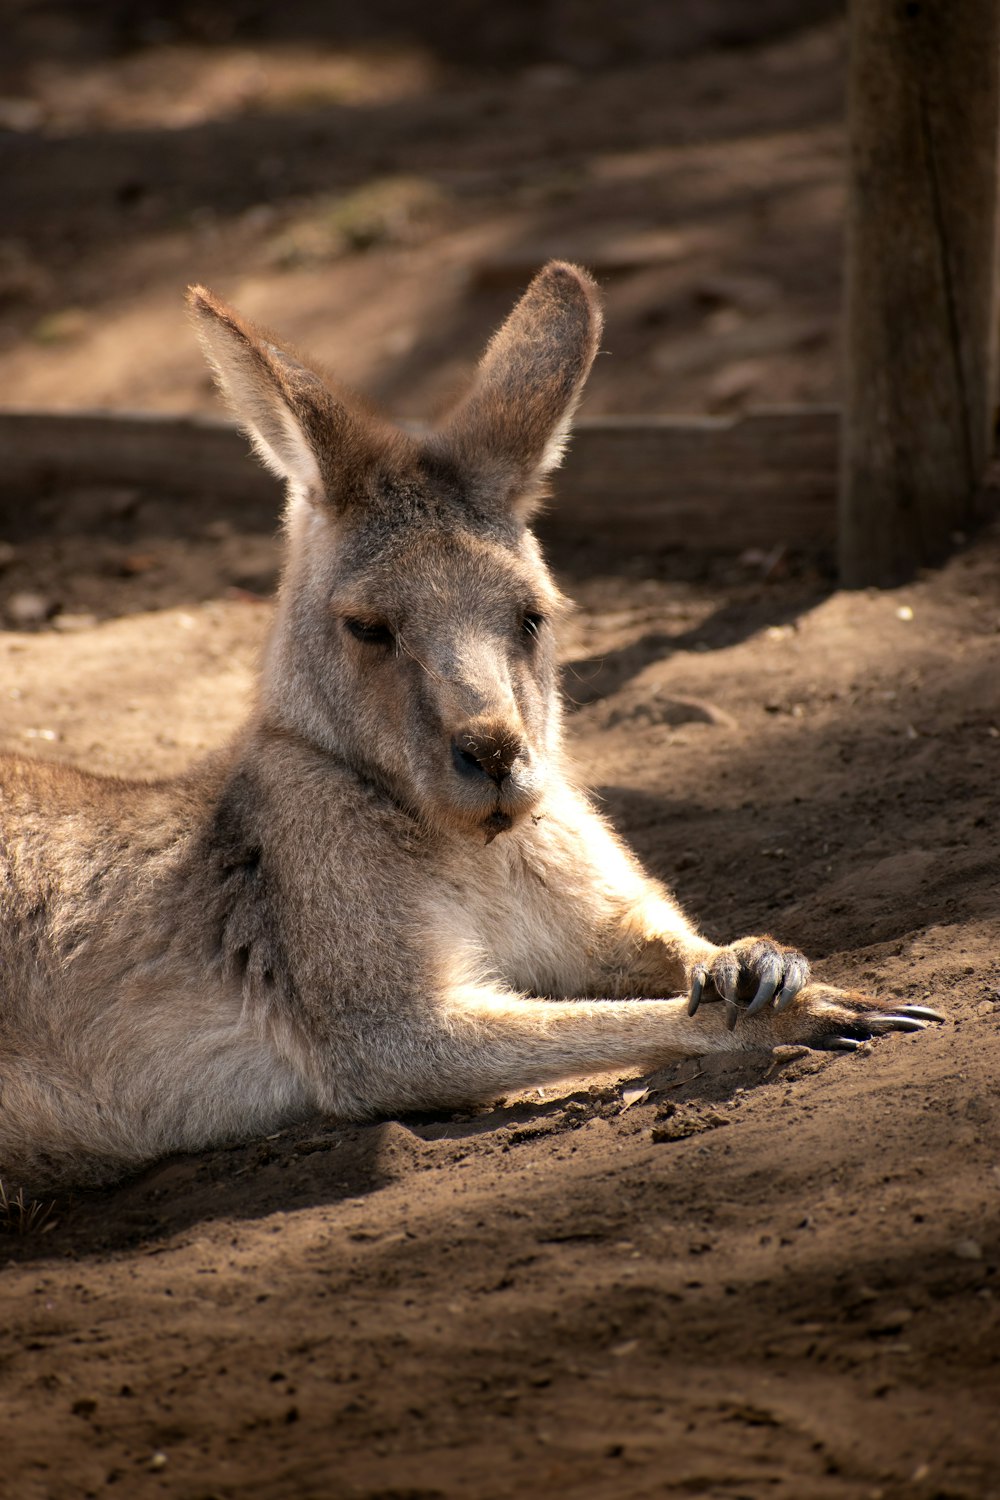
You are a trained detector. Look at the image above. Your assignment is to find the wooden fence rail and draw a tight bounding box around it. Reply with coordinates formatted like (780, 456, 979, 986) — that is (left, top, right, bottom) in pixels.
(0, 406, 840, 551)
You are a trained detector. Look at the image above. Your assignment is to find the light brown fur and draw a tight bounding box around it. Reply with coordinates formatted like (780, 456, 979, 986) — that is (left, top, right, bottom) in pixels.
(0, 263, 935, 1188)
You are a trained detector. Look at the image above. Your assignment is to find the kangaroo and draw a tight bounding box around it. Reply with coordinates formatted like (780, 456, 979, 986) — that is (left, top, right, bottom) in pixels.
(0, 262, 938, 1189)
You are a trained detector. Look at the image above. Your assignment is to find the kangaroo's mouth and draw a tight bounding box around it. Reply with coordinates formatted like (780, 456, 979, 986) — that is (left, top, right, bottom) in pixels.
(438, 763, 543, 844)
(482, 809, 514, 845)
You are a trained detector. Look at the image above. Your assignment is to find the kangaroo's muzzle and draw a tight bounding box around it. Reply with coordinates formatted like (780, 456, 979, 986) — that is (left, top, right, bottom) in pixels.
(450, 723, 525, 786)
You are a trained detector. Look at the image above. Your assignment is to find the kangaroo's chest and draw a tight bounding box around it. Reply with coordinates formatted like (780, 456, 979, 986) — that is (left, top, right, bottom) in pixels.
(426, 834, 599, 998)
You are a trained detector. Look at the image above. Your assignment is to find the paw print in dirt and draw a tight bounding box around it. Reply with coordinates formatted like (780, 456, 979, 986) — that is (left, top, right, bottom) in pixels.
(688, 935, 811, 1030)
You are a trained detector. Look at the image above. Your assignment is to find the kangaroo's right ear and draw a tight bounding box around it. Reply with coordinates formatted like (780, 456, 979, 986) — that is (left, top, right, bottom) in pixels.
(188, 287, 401, 509)
(438, 261, 603, 517)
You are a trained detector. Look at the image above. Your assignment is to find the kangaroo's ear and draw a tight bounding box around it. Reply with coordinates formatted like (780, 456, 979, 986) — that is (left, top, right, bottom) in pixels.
(188, 286, 402, 510)
(438, 261, 602, 516)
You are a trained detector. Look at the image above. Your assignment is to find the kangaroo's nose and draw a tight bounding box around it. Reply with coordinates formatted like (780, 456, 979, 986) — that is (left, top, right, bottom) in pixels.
(451, 726, 523, 786)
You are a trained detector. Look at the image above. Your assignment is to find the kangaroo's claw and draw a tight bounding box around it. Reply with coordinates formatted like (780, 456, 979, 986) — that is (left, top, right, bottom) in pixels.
(688, 966, 707, 1016)
(690, 936, 811, 1023)
(746, 972, 780, 1016)
(895, 1004, 945, 1023)
(870, 1013, 931, 1033)
(774, 983, 799, 1013)
(817, 1035, 866, 1051)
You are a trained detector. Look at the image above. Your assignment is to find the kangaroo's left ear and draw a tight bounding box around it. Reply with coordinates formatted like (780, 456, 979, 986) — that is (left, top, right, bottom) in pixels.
(435, 261, 603, 518)
(188, 285, 410, 512)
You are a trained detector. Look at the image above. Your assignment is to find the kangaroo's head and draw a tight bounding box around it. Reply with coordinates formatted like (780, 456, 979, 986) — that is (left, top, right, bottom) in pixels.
(189, 262, 602, 842)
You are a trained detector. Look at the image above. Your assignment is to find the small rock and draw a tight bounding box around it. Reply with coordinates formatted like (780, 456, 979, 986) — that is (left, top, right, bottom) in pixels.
(771, 1045, 811, 1063)
(119, 552, 159, 577)
(868, 1307, 913, 1336)
(953, 1238, 983, 1261)
(0, 541, 16, 569)
(5, 591, 52, 626)
(148, 1452, 168, 1471)
(52, 612, 98, 632)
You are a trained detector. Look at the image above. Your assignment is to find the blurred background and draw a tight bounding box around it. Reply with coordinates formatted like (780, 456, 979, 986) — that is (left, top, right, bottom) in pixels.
(0, 0, 846, 422)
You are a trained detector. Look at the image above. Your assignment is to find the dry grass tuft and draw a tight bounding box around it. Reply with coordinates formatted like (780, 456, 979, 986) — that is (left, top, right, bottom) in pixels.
(0, 1178, 56, 1236)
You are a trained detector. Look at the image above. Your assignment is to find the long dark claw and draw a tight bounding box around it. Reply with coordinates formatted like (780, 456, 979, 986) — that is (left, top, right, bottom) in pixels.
(724, 1000, 740, 1031)
(818, 1035, 865, 1052)
(746, 976, 779, 1017)
(897, 1004, 945, 1023)
(876, 1014, 929, 1033)
(688, 967, 706, 1017)
(774, 985, 797, 1014)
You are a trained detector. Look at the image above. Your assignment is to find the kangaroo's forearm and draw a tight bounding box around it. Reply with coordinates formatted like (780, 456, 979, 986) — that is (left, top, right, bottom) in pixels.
(311, 988, 728, 1117)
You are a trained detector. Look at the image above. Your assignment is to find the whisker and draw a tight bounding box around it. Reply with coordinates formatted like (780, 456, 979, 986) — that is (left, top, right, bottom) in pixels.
(396, 631, 449, 686)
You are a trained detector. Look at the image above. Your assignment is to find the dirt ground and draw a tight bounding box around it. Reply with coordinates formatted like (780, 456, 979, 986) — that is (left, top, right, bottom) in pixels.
(1, 12, 845, 420)
(2, 9, 1000, 1500)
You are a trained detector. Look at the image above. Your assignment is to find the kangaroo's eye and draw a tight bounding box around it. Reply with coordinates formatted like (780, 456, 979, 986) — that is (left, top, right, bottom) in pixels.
(521, 612, 545, 643)
(344, 617, 394, 647)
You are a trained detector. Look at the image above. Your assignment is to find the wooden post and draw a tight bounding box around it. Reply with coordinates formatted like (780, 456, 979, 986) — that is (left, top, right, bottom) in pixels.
(840, 0, 1000, 586)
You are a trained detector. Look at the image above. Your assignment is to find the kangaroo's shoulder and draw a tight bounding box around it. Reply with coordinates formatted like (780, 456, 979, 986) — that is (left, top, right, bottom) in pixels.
(227, 729, 435, 860)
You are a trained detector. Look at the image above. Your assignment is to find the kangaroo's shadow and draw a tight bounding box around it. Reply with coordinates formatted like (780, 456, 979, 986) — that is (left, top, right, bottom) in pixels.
(7, 1045, 785, 1263)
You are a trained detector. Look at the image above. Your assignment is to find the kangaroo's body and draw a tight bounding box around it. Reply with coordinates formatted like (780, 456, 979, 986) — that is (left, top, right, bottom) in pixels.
(0, 264, 936, 1187)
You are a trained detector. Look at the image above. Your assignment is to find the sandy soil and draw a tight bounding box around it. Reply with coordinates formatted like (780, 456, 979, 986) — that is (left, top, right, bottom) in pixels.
(1, 11, 999, 1500)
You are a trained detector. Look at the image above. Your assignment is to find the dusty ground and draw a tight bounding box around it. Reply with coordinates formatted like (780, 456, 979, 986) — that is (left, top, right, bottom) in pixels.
(1, 16, 844, 420)
(1, 10, 1000, 1500)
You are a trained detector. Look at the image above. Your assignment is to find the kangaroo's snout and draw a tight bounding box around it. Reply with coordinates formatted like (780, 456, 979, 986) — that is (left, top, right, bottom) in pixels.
(451, 722, 524, 786)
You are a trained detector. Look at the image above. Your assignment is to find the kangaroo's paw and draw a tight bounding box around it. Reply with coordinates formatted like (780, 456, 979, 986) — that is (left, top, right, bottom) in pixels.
(688, 934, 811, 1030)
(778, 983, 944, 1050)
(741, 981, 945, 1052)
